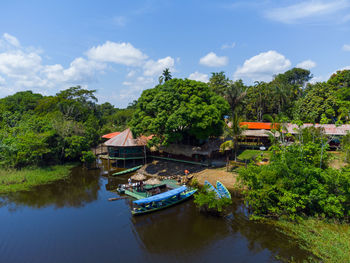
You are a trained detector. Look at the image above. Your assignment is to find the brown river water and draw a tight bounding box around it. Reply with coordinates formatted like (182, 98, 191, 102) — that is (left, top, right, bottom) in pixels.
(0, 163, 313, 263)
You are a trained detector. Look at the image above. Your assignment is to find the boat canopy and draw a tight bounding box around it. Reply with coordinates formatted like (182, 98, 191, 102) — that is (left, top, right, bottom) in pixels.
(133, 186, 187, 205)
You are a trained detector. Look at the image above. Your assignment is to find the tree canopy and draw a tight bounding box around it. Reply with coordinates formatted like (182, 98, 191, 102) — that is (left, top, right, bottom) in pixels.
(129, 78, 229, 145)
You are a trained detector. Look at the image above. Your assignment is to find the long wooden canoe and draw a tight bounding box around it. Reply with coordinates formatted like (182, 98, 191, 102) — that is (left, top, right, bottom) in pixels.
(112, 165, 142, 176)
(132, 187, 197, 216)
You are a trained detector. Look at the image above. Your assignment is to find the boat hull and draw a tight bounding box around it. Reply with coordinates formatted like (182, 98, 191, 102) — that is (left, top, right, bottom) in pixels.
(204, 180, 221, 198)
(131, 190, 197, 216)
(216, 181, 231, 199)
(112, 165, 142, 176)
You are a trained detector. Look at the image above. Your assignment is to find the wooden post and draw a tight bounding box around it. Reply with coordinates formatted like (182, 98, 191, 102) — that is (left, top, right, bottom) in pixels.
(108, 158, 110, 171)
(144, 145, 147, 165)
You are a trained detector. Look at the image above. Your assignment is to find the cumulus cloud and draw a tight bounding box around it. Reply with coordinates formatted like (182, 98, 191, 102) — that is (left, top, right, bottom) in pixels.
(0, 33, 109, 97)
(296, 60, 316, 70)
(0, 34, 177, 106)
(234, 50, 291, 82)
(342, 44, 350, 51)
(265, 0, 350, 24)
(199, 52, 228, 67)
(0, 50, 42, 78)
(43, 58, 105, 83)
(2, 33, 20, 47)
(221, 42, 236, 49)
(188, 71, 209, 82)
(143, 56, 174, 76)
(87, 41, 148, 66)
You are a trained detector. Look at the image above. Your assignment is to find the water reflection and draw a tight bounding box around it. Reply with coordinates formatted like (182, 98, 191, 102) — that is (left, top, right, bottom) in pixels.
(0, 163, 314, 263)
(131, 199, 313, 262)
(0, 166, 101, 210)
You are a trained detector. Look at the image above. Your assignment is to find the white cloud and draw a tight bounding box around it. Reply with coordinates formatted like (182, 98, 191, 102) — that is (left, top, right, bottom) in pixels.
(0, 33, 108, 96)
(43, 57, 105, 84)
(199, 52, 228, 67)
(188, 71, 209, 82)
(2, 33, 20, 47)
(143, 56, 174, 76)
(0, 33, 177, 107)
(221, 42, 236, 49)
(265, 0, 350, 24)
(86, 41, 148, 66)
(234, 50, 291, 82)
(0, 50, 42, 78)
(342, 44, 350, 51)
(126, 70, 137, 78)
(296, 59, 316, 70)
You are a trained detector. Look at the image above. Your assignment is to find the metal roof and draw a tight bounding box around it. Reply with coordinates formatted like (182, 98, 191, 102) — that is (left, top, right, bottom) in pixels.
(133, 186, 187, 204)
(104, 128, 148, 147)
(102, 132, 121, 139)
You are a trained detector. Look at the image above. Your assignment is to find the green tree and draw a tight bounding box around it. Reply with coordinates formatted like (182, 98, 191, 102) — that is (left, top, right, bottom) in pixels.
(130, 78, 229, 145)
(162, 68, 172, 82)
(220, 113, 247, 161)
(209, 71, 230, 96)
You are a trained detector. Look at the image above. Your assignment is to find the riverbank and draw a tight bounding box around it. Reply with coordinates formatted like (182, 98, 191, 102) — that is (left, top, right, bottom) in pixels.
(0, 164, 76, 194)
(272, 219, 350, 262)
(190, 167, 238, 192)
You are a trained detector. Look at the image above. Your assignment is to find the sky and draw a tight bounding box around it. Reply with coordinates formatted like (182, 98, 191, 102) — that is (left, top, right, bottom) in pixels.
(0, 0, 350, 108)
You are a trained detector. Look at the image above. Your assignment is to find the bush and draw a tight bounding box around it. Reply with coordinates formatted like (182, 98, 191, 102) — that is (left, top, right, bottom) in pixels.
(238, 143, 350, 221)
(194, 185, 232, 216)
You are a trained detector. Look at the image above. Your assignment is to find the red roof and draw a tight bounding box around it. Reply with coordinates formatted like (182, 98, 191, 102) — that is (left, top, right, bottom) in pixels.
(240, 122, 273, 130)
(102, 132, 121, 139)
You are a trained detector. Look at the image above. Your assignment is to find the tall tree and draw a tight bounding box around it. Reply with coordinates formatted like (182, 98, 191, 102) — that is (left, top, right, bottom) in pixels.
(130, 79, 229, 145)
(209, 71, 230, 96)
(224, 80, 247, 118)
(162, 68, 172, 82)
(220, 112, 247, 162)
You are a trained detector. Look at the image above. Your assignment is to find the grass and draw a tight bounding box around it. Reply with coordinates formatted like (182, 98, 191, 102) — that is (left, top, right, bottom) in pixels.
(329, 151, 348, 169)
(275, 219, 350, 263)
(237, 149, 271, 161)
(0, 164, 75, 194)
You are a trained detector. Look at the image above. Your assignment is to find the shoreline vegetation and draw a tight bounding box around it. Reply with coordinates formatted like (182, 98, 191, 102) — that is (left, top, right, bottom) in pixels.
(274, 219, 350, 263)
(0, 164, 75, 194)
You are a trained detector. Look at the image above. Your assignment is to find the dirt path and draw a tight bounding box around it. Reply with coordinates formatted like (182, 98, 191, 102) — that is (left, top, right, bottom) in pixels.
(191, 168, 238, 191)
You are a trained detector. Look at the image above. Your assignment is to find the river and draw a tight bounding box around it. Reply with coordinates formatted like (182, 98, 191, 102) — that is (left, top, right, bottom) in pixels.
(0, 164, 312, 263)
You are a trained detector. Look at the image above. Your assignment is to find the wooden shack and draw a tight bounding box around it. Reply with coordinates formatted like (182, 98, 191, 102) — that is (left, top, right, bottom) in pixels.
(104, 128, 149, 167)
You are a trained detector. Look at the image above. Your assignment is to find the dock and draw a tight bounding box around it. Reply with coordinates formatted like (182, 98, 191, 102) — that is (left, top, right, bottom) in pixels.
(123, 179, 181, 199)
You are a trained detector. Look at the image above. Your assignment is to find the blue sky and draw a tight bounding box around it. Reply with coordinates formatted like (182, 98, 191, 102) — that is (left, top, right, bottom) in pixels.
(1, 0, 350, 107)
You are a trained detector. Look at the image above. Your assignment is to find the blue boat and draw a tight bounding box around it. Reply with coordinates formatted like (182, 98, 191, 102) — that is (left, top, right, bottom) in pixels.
(216, 181, 231, 199)
(132, 186, 197, 215)
(204, 180, 221, 198)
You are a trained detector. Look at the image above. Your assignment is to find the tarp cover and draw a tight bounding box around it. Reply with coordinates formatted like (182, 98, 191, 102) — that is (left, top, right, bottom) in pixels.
(134, 186, 187, 205)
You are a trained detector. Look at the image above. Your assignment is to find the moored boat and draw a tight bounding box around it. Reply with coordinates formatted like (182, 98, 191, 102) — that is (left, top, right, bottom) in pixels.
(112, 165, 142, 176)
(216, 181, 231, 199)
(204, 180, 221, 198)
(131, 186, 197, 216)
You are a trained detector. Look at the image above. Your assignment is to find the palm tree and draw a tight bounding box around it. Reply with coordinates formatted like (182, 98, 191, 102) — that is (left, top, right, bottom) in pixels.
(220, 112, 247, 166)
(162, 68, 172, 82)
(224, 80, 247, 118)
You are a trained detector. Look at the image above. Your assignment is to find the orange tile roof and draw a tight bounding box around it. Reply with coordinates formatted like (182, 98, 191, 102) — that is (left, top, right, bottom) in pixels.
(240, 122, 273, 130)
(102, 132, 121, 139)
